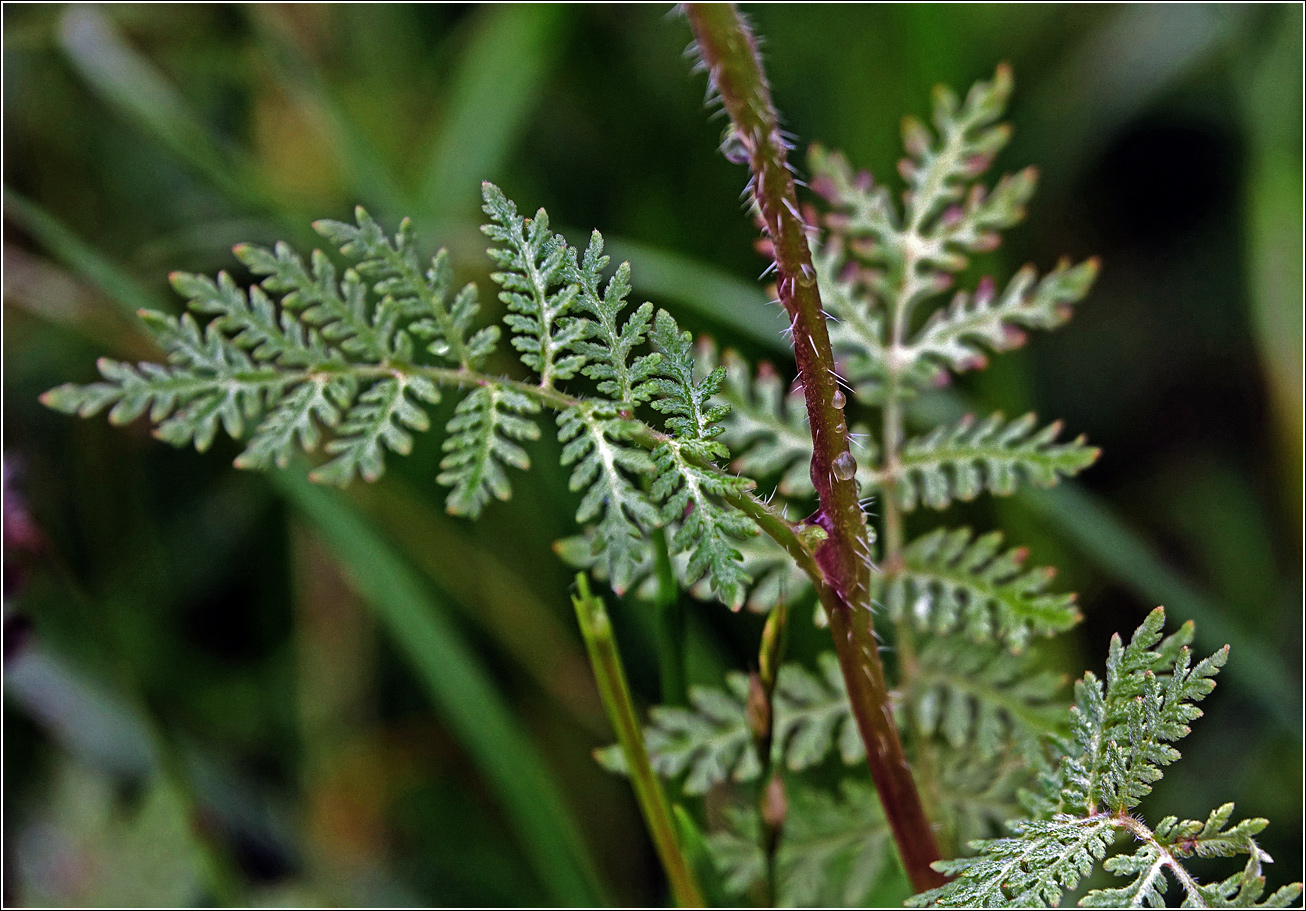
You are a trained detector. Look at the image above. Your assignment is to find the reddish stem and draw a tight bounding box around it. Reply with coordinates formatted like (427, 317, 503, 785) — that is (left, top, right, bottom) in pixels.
(684, 3, 945, 893)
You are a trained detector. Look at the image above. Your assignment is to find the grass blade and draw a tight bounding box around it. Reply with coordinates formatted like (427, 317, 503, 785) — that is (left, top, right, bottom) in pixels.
(572, 573, 704, 907)
(418, 5, 568, 218)
(272, 471, 605, 905)
(4, 189, 172, 318)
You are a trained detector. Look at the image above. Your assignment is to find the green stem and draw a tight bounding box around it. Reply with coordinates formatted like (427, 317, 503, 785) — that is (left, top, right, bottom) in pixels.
(193, 356, 842, 612)
(684, 2, 944, 893)
(652, 527, 688, 706)
(571, 574, 705, 908)
(754, 600, 790, 906)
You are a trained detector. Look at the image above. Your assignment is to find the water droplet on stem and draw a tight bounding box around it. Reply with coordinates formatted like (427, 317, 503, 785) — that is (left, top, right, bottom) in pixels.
(720, 128, 750, 165)
(832, 451, 857, 481)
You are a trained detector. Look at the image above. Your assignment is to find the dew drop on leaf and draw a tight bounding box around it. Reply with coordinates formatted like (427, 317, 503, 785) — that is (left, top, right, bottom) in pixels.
(831, 389, 846, 409)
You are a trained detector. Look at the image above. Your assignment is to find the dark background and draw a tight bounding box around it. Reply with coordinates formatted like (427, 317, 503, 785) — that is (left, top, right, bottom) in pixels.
(3, 4, 1301, 905)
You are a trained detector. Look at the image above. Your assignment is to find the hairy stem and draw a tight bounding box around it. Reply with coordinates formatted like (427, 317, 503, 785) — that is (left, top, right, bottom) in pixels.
(684, 2, 944, 892)
(571, 574, 705, 908)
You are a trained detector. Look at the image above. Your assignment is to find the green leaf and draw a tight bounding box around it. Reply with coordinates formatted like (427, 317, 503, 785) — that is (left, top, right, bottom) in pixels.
(274, 473, 604, 905)
(774, 652, 864, 770)
(311, 374, 440, 485)
(907, 259, 1098, 376)
(568, 231, 661, 407)
(310, 208, 499, 367)
(808, 66, 1098, 402)
(438, 385, 541, 516)
(690, 527, 814, 617)
(906, 635, 1065, 761)
(598, 654, 863, 794)
(556, 404, 658, 593)
(913, 609, 1301, 909)
(880, 526, 1081, 649)
(596, 672, 759, 795)
(481, 181, 586, 387)
(707, 344, 816, 499)
(708, 781, 891, 907)
(1061, 608, 1227, 815)
(235, 375, 350, 470)
(913, 814, 1119, 908)
(866, 412, 1099, 511)
(558, 516, 812, 618)
(44, 206, 503, 490)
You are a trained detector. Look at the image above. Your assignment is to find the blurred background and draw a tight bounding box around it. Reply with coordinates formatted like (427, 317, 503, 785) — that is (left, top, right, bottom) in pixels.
(3, 4, 1301, 906)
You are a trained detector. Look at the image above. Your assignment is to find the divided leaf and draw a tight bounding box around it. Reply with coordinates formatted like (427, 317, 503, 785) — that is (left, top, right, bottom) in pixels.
(480, 182, 586, 388)
(311, 374, 441, 486)
(865, 412, 1098, 511)
(309, 208, 499, 367)
(597, 654, 861, 795)
(568, 232, 661, 407)
(774, 652, 865, 770)
(595, 672, 759, 796)
(557, 519, 813, 618)
(437, 385, 541, 517)
(906, 635, 1065, 761)
(649, 310, 754, 607)
(908, 260, 1097, 376)
(1061, 609, 1228, 815)
(1083, 807, 1297, 909)
(708, 781, 891, 907)
(879, 526, 1080, 649)
(45, 189, 765, 612)
(913, 609, 1300, 909)
(707, 345, 815, 499)
(808, 65, 1098, 403)
(556, 405, 658, 593)
(916, 814, 1119, 908)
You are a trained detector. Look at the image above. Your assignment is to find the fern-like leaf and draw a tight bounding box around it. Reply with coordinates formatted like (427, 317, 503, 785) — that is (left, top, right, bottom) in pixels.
(692, 529, 813, 616)
(913, 609, 1302, 909)
(557, 404, 659, 593)
(879, 526, 1080, 649)
(706, 345, 815, 499)
(568, 232, 661, 406)
(1062, 611, 1227, 816)
(907, 635, 1065, 761)
(310, 208, 499, 367)
(774, 652, 864, 770)
(43, 209, 489, 486)
(1083, 807, 1294, 908)
(597, 654, 862, 794)
(234, 374, 351, 470)
(235, 229, 393, 363)
(808, 66, 1098, 400)
(558, 519, 812, 617)
(917, 814, 1119, 908)
(437, 385, 541, 516)
(708, 781, 891, 907)
(311, 374, 440, 485)
(595, 672, 760, 795)
(480, 182, 586, 388)
(865, 412, 1098, 511)
(649, 310, 754, 607)
(908, 260, 1098, 375)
